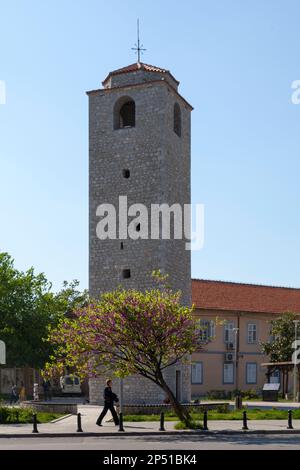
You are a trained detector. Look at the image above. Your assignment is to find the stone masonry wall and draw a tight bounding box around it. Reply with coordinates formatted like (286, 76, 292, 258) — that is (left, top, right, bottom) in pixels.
(89, 362, 191, 405)
(88, 67, 192, 405)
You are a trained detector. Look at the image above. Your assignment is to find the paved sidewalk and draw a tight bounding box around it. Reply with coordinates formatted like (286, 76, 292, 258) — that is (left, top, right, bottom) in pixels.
(1, 405, 300, 436)
(231, 400, 300, 409)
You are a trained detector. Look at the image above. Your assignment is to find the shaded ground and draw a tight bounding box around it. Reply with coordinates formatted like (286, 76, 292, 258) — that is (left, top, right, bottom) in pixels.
(1, 434, 300, 450)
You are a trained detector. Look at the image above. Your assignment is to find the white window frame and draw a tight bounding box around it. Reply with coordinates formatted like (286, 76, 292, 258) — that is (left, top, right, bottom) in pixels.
(191, 362, 203, 384)
(246, 362, 257, 384)
(247, 323, 257, 344)
(224, 321, 234, 344)
(199, 320, 216, 342)
(223, 363, 234, 384)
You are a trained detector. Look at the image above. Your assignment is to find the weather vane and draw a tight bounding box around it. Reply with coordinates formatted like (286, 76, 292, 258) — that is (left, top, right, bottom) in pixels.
(132, 19, 146, 63)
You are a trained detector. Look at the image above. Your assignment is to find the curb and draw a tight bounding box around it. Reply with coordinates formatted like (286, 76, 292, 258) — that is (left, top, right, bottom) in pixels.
(1, 429, 300, 438)
(50, 414, 73, 423)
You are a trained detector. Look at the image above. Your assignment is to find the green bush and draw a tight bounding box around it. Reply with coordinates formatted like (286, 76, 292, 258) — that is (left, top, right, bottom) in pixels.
(242, 389, 260, 400)
(0, 407, 9, 424)
(215, 404, 228, 413)
(0, 407, 63, 424)
(0, 407, 34, 424)
(175, 420, 203, 430)
(206, 389, 260, 400)
(206, 390, 232, 399)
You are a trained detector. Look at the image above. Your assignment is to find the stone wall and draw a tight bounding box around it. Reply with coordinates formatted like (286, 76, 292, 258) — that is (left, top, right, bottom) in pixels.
(89, 362, 191, 405)
(87, 65, 192, 405)
(21, 401, 77, 415)
(88, 73, 191, 304)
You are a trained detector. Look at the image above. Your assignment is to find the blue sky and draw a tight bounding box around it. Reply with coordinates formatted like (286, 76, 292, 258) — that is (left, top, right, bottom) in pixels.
(0, 0, 300, 291)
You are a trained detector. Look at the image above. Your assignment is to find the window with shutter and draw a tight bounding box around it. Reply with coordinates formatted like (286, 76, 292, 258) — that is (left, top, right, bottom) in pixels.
(224, 321, 234, 343)
(223, 363, 234, 384)
(191, 362, 203, 384)
(246, 363, 257, 384)
(247, 324, 257, 344)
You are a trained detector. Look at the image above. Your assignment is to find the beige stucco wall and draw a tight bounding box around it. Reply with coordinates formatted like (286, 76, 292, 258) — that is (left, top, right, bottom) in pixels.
(191, 309, 283, 397)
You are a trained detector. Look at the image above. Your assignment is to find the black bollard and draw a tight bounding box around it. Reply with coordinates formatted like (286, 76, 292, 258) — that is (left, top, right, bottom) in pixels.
(287, 409, 293, 429)
(203, 410, 208, 431)
(118, 412, 125, 432)
(77, 412, 83, 432)
(242, 410, 248, 430)
(159, 412, 166, 431)
(32, 413, 39, 433)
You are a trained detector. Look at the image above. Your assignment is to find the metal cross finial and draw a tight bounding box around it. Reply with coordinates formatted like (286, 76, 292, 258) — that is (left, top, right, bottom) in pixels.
(131, 19, 146, 63)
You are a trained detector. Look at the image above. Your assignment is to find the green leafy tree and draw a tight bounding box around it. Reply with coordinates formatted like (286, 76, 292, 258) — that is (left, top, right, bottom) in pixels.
(54, 280, 89, 317)
(45, 278, 199, 425)
(0, 252, 88, 368)
(260, 313, 298, 396)
(261, 313, 296, 362)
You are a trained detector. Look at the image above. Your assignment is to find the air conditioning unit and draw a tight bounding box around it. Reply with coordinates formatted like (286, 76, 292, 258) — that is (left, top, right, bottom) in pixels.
(227, 342, 234, 350)
(224, 352, 234, 362)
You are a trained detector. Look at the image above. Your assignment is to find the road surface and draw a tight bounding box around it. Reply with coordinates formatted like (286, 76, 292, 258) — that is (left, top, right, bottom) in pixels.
(0, 434, 300, 450)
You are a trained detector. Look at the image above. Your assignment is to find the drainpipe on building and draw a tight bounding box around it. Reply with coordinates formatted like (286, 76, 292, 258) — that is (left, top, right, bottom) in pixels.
(233, 316, 241, 409)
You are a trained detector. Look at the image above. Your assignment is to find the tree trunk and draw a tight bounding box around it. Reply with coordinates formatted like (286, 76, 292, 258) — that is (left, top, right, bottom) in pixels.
(156, 371, 191, 426)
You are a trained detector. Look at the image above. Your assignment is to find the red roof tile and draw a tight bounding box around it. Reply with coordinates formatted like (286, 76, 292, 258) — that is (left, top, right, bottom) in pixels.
(192, 279, 300, 314)
(102, 62, 179, 86)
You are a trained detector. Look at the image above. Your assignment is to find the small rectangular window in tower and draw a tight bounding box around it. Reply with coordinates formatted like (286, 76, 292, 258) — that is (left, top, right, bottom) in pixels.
(174, 103, 182, 137)
(122, 169, 130, 178)
(122, 269, 131, 279)
(136, 223, 141, 232)
(120, 242, 124, 250)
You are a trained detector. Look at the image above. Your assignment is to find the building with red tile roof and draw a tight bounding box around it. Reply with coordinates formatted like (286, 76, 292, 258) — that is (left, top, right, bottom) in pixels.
(192, 279, 300, 314)
(191, 279, 300, 398)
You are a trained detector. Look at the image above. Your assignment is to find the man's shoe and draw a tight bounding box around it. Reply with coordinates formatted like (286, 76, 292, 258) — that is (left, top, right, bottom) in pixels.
(96, 422, 103, 427)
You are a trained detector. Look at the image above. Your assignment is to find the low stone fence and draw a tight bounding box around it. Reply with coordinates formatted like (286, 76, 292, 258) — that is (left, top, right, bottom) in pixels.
(21, 401, 77, 415)
(123, 402, 229, 415)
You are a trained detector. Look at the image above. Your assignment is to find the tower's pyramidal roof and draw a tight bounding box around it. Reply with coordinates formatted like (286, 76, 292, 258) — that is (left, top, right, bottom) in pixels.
(102, 62, 179, 86)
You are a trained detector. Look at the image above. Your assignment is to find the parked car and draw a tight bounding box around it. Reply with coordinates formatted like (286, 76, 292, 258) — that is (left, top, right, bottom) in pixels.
(60, 375, 81, 395)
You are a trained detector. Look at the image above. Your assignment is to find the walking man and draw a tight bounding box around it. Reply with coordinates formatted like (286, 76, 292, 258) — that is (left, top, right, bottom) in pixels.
(96, 379, 119, 426)
(9, 384, 18, 405)
(42, 379, 51, 401)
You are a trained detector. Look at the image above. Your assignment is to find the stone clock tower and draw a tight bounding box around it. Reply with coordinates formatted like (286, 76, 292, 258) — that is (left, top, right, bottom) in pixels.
(87, 62, 193, 404)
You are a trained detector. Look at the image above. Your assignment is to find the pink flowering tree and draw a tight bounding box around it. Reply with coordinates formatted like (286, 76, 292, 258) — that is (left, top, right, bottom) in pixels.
(45, 275, 199, 425)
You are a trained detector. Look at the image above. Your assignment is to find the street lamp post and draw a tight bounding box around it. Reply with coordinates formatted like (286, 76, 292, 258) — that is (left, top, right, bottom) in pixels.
(293, 320, 299, 402)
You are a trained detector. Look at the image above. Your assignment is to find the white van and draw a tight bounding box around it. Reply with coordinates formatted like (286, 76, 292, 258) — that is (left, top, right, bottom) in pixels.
(60, 375, 81, 394)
